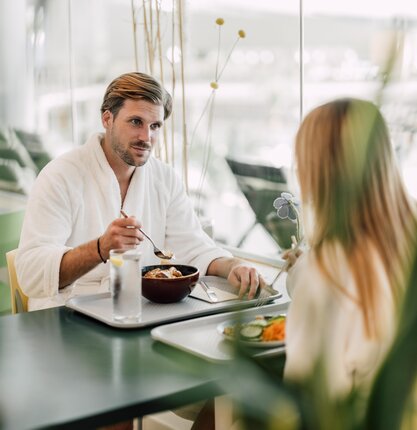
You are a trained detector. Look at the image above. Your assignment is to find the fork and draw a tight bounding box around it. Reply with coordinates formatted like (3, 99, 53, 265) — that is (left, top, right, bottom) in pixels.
(254, 262, 290, 307)
(199, 280, 219, 302)
(255, 236, 301, 307)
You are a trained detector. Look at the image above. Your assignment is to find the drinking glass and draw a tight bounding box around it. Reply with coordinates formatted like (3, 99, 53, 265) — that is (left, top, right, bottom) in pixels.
(109, 249, 142, 322)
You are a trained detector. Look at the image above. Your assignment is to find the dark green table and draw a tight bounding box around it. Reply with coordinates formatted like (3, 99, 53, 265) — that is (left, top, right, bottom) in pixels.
(0, 307, 224, 429)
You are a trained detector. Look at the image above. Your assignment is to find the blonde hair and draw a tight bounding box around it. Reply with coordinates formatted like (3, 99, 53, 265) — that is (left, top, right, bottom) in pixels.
(295, 98, 416, 337)
(100, 72, 172, 120)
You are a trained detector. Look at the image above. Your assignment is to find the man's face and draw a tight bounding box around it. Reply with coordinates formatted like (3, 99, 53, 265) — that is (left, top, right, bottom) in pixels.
(102, 99, 164, 167)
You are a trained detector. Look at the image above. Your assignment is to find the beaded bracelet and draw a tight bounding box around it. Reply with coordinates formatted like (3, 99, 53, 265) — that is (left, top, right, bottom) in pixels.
(97, 237, 107, 263)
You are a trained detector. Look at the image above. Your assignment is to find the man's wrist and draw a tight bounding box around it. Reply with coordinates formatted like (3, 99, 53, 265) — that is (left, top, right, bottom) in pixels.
(97, 237, 107, 263)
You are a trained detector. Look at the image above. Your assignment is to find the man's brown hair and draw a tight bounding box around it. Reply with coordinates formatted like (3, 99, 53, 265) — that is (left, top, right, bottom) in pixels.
(101, 72, 172, 120)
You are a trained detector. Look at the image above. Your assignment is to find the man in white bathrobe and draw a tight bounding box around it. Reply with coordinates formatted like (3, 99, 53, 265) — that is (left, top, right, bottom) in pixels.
(16, 72, 266, 311)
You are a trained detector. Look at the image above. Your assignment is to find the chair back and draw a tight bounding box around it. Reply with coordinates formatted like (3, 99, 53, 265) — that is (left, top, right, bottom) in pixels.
(6, 249, 28, 313)
(225, 157, 288, 225)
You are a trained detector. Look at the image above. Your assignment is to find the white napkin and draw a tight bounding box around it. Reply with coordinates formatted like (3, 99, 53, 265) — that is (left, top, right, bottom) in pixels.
(189, 276, 240, 303)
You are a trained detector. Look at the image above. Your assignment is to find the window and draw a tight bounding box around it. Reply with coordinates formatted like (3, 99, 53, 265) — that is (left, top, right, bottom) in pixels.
(1, 0, 416, 257)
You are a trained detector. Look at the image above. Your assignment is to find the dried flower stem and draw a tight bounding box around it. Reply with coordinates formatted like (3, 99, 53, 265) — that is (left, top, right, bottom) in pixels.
(190, 92, 214, 148)
(217, 36, 240, 82)
(197, 91, 216, 213)
(289, 202, 301, 242)
(142, 0, 154, 74)
(154, 0, 169, 162)
(149, 0, 154, 52)
(131, 0, 139, 71)
(215, 25, 222, 81)
(155, 0, 164, 84)
(191, 22, 246, 204)
(177, 0, 188, 191)
(170, 0, 176, 167)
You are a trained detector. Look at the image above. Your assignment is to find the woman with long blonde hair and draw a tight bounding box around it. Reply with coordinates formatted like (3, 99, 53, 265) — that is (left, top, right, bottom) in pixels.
(284, 98, 417, 398)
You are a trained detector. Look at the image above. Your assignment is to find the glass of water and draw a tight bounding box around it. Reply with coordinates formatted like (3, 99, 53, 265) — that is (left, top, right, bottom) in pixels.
(109, 249, 142, 322)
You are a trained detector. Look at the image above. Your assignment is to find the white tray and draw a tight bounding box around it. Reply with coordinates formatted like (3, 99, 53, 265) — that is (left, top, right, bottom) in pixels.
(65, 275, 285, 329)
(151, 302, 289, 362)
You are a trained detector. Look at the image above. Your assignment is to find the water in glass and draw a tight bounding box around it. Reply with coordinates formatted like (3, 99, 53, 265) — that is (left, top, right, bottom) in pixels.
(110, 249, 142, 322)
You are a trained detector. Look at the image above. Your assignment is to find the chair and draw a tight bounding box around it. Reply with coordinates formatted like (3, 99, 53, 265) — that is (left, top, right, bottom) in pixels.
(6, 249, 28, 313)
(225, 157, 295, 249)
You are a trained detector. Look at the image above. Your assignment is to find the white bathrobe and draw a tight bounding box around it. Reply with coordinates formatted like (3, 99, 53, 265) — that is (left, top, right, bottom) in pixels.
(284, 244, 395, 398)
(16, 133, 231, 310)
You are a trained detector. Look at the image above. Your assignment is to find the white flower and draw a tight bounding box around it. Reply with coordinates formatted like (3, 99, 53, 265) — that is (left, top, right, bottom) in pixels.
(273, 192, 299, 223)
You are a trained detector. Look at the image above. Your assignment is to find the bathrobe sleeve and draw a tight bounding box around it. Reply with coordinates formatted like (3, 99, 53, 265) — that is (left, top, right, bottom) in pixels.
(16, 159, 80, 298)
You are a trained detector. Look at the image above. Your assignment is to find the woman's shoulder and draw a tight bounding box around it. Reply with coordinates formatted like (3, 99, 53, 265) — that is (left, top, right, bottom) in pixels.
(286, 243, 352, 299)
(288, 240, 391, 302)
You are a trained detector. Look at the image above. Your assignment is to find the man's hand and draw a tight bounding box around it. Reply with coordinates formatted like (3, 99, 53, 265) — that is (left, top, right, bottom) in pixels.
(207, 257, 266, 300)
(59, 215, 145, 289)
(98, 216, 145, 260)
(227, 263, 267, 299)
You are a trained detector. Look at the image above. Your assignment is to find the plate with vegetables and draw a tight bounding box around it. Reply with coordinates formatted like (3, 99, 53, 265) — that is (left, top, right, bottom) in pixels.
(217, 314, 286, 348)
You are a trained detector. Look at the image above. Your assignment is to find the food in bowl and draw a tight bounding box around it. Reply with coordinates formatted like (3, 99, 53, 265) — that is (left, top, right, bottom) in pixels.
(141, 264, 199, 303)
(143, 266, 183, 279)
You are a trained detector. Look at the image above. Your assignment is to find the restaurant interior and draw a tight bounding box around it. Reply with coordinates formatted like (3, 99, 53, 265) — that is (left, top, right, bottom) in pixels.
(1, 0, 417, 429)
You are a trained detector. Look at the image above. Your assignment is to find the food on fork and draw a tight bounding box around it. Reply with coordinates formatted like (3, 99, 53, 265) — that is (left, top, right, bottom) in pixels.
(144, 266, 183, 279)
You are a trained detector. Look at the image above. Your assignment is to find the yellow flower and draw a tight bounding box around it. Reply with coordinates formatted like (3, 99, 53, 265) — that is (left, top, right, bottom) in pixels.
(210, 82, 219, 89)
(216, 18, 225, 26)
(238, 29, 246, 38)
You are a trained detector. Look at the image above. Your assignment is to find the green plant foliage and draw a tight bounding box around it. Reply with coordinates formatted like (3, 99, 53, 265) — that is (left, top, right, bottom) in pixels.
(365, 242, 417, 430)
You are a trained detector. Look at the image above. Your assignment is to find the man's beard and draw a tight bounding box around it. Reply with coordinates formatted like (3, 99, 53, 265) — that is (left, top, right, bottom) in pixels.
(110, 132, 151, 167)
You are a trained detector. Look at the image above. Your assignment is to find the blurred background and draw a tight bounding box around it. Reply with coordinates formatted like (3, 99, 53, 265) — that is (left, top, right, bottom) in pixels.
(1, 0, 417, 273)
